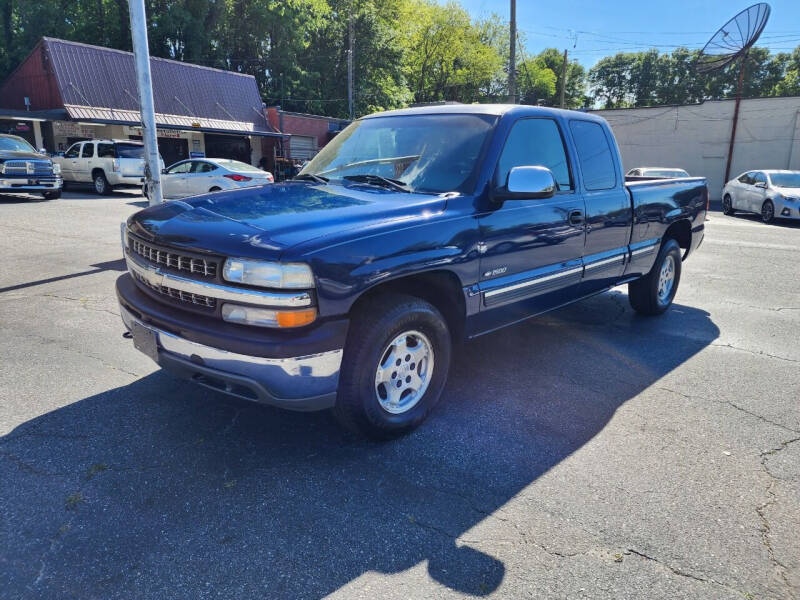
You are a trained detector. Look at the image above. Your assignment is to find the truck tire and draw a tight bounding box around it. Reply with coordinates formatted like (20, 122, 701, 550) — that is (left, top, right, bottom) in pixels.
(334, 293, 451, 439)
(761, 199, 775, 223)
(42, 190, 61, 200)
(722, 194, 735, 215)
(628, 238, 682, 316)
(93, 171, 110, 195)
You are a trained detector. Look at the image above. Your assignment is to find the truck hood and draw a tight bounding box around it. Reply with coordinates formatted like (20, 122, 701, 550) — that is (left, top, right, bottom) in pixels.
(127, 181, 448, 260)
(0, 150, 50, 161)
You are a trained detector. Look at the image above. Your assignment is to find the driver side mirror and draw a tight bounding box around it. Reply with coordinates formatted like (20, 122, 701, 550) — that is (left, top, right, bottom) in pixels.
(161, 168, 167, 174)
(38, 148, 48, 155)
(493, 166, 557, 202)
(755, 181, 767, 189)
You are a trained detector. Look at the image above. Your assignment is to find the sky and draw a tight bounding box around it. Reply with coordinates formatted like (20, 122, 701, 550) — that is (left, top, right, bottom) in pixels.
(456, 0, 800, 68)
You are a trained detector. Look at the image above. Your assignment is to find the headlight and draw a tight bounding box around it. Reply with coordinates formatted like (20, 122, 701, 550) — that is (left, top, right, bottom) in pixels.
(221, 304, 317, 328)
(52, 162, 61, 174)
(120, 223, 129, 252)
(222, 258, 314, 289)
(0, 163, 4, 175)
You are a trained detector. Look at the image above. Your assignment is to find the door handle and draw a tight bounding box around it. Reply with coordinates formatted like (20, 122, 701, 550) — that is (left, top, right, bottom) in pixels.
(568, 210, 585, 226)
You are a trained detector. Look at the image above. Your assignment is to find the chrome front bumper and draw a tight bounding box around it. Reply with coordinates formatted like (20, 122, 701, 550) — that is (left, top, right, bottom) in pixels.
(120, 304, 342, 411)
(0, 177, 62, 191)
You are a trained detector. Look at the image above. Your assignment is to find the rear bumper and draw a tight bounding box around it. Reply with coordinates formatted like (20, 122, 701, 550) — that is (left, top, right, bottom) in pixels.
(108, 174, 144, 187)
(116, 274, 346, 411)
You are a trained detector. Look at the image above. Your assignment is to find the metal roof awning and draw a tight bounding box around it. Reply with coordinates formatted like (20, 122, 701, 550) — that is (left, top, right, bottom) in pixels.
(63, 104, 284, 138)
(0, 108, 69, 122)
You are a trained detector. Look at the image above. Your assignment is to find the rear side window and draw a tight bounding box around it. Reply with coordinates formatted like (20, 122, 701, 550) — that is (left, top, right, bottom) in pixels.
(496, 118, 573, 191)
(98, 143, 115, 158)
(569, 120, 617, 191)
(81, 143, 94, 158)
(115, 143, 144, 159)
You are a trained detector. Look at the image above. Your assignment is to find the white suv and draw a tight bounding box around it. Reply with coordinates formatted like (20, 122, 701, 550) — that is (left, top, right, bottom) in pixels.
(54, 139, 164, 195)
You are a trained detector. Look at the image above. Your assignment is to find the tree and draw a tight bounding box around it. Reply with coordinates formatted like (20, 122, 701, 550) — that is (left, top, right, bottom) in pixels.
(533, 48, 587, 108)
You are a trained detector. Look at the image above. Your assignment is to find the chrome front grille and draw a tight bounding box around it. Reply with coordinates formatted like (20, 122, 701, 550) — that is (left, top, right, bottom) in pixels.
(130, 237, 217, 277)
(3, 159, 54, 176)
(132, 270, 216, 308)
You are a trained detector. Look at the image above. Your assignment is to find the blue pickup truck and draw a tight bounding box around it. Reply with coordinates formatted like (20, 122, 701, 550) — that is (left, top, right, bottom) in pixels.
(118, 104, 707, 438)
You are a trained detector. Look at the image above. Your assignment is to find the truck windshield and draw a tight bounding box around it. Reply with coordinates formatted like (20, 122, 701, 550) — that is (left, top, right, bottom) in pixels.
(301, 113, 497, 194)
(0, 136, 36, 153)
(769, 172, 800, 188)
(116, 143, 145, 159)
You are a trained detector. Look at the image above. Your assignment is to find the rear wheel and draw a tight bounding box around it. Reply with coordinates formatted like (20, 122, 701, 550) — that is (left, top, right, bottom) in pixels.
(722, 194, 735, 215)
(334, 294, 451, 439)
(93, 172, 110, 195)
(628, 238, 682, 316)
(761, 199, 775, 223)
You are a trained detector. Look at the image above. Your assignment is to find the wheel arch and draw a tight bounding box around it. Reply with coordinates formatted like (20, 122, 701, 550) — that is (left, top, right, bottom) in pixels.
(348, 269, 467, 342)
(662, 219, 692, 258)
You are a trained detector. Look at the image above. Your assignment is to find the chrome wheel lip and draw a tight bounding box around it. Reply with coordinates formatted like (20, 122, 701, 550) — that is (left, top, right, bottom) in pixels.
(374, 329, 434, 415)
(656, 254, 676, 305)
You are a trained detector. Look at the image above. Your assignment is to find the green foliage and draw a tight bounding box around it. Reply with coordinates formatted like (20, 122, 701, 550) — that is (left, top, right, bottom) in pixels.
(0, 0, 798, 117)
(588, 46, 800, 109)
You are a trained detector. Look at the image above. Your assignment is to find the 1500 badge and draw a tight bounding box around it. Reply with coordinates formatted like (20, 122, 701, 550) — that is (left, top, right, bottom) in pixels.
(483, 267, 507, 278)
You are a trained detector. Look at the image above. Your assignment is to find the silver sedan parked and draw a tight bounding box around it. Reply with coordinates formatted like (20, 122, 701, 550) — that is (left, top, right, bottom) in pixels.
(147, 158, 274, 200)
(722, 170, 800, 223)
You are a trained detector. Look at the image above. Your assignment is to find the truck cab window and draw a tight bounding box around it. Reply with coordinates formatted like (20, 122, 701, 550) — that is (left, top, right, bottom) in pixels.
(496, 118, 572, 191)
(64, 144, 80, 159)
(569, 120, 617, 191)
(81, 143, 95, 158)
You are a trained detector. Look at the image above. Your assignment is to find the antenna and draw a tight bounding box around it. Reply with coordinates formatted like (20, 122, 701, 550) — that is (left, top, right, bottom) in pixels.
(696, 3, 771, 182)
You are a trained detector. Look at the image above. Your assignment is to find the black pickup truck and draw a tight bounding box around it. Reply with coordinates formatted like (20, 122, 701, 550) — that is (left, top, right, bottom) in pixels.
(0, 134, 62, 199)
(118, 105, 707, 438)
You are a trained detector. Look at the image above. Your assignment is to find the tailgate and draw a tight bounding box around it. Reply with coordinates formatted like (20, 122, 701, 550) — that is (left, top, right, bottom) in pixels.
(119, 158, 144, 177)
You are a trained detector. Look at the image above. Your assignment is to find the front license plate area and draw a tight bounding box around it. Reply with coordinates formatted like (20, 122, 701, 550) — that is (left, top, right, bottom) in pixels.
(131, 322, 159, 362)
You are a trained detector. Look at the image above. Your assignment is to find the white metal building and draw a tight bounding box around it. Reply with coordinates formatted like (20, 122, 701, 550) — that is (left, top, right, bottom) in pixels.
(591, 96, 800, 198)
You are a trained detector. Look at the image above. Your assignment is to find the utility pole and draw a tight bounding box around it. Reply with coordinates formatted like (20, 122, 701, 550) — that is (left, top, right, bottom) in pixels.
(559, 49, 568, 109)
(507, 0, 516, 103)
(347, 3, 354, 120)
(127, 0, 162, 205)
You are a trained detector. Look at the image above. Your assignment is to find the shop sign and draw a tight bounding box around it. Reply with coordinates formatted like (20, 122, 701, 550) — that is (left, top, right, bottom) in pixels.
(124, 126, 184, 139)
(53, 121, 97, 138)
(190, 151, 205, 158)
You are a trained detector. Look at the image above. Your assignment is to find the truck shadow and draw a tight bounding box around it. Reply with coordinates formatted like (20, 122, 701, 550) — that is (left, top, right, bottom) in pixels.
(1, 292, 719, 598)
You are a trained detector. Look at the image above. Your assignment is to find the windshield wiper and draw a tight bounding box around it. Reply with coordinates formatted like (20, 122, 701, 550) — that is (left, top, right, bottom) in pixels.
(293, 173, 329, 184)
(343, 174, 412, 193)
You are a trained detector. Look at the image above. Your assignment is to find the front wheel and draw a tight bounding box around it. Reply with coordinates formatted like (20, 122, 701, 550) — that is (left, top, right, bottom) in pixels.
(722, 194, 735, 215)
(761, 199, 775, 223)
(628, 238, 682, 316)
(334, 294, 451, 439)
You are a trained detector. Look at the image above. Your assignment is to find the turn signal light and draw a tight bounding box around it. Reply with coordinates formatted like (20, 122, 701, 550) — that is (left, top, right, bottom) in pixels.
(221, 303, 317, 328)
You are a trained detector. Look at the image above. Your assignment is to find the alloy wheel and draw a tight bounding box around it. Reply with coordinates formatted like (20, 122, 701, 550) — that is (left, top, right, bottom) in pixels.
(374, 330, 434, 414)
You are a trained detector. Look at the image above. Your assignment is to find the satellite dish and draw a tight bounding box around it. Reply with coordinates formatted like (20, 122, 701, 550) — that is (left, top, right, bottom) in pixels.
(696, 3, 771, 183)
(696, 3, 771, 73)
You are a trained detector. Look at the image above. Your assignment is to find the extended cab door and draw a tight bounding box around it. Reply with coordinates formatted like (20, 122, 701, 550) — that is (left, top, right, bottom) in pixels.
(568, 119, 630, 291)
(477, 117, 586, 322)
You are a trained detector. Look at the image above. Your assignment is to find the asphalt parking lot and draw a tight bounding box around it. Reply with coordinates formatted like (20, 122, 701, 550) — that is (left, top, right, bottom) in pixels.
(1, 188, 798, 599)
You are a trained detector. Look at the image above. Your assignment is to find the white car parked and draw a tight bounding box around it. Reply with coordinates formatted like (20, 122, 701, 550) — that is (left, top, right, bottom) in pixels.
(54, 139, 163, 195)
(722, 170, 800, 223)
(154, 158, 274, 200)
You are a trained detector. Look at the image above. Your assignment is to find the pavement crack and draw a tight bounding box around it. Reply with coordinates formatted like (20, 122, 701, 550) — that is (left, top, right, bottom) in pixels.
(711, 342, 799, 364)
(757, 437, 800, 598)
(656, 386, 800, 434)
(626, 548, 744, 593)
